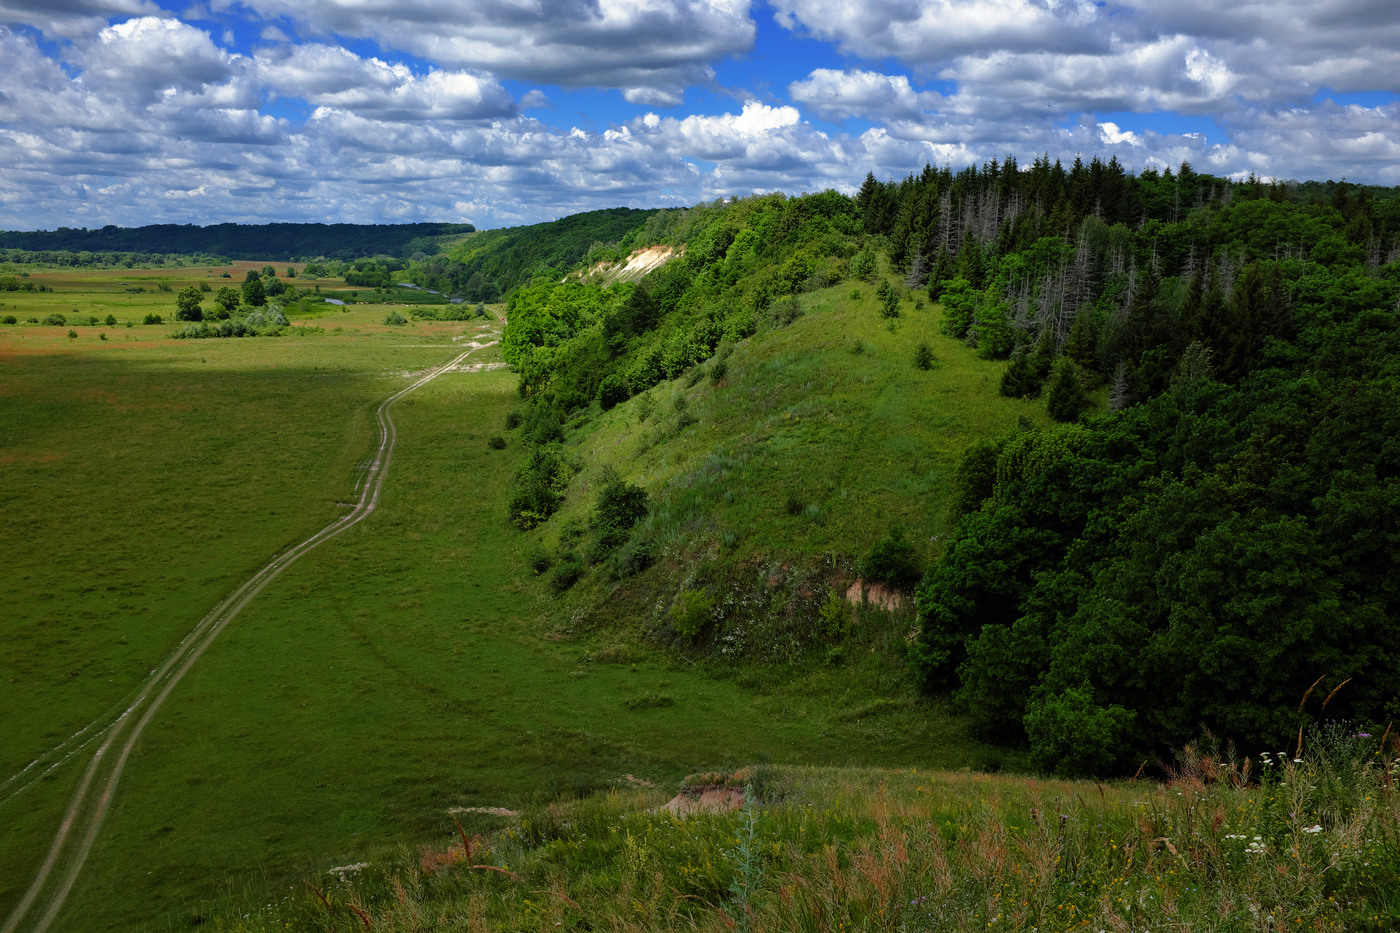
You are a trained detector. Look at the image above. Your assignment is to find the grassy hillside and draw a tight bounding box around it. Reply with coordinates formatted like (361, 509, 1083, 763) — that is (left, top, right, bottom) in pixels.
(516, 272, 1057, 668)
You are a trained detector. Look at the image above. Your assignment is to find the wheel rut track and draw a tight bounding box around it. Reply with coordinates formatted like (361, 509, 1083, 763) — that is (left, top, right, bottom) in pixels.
(3, 341, 494, 933)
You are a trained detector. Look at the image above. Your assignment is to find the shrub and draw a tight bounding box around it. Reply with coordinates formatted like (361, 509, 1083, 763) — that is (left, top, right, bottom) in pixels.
(1024, 683, 1135, 776)
(42, 313, 66, 326)
(504, 411, 522, 430)
(670, 590, 713, 641)
(784, 493, 803, 516)
(769, 297, 803, 328)
(593, 470, 649, 533)
(589, 469, 649, 560)
(143, 313, 162, 325)
(598, 372, 629, 410)
(506, 447, 570, 529)
(913, 342, 934, 370)
(816, 587, 851, 642)
(851, 249, 877, 281)
(605, 535, 655, 580)
(527, 547, 554, 574)
(1, 315, 15, 325)
(710, 359, 728, 384)
(104, 314, 117, 326)
(857, 526, 921, 589)
(487, 434, 507, 449)
(522, 401, 565, 445)
(67, 329, 77, 339)
(384, 311, 407, 325)
(549, 557, 584, 592)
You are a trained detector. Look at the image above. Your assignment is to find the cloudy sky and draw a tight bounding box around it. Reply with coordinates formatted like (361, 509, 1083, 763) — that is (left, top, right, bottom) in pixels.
(2, 0, 1399, 230)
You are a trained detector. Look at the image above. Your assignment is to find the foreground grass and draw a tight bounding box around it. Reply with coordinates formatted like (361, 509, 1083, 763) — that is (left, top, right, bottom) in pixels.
(217, 739, 1400, 932)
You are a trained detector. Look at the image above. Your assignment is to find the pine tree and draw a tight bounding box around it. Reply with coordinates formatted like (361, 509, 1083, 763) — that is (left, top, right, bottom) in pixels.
(1047, 359, 1090, 422)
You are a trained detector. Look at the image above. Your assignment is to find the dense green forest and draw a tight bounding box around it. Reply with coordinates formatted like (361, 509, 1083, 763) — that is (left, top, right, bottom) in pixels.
(0, 221, 474, 263)
(493, 156, 1400, 775)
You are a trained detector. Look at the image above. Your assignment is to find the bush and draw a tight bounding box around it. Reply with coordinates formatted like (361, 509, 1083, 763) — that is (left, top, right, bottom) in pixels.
(104, 314, 117, 326)
(1, 315, 15, 325)
(505, 411, 522, 430)
(857, 527, 921, 589)
(913, 342, 934, 370)
(506, 446, 571, 529)
(527, 548, 554, 574)
(42, 313, 66, 326)
(549, 557, 584, 592)
(67, 329, 77, 339)
(523, 401, 565, 445)
(784, 493, 803, 516)
(605, 534, 655, 580)
(143, 313, 163, 325)
(710, 359, 728, 383)
(598, 372, 629, 410)
(816, 587, 851, 642)
(384, 311, 407, 325)
(589, 470, 649, 560)
(769, 297, 803, 328)
(1024, 684, 1135, 777)
(670, 590, 713, 642)
(851, 249, 877, 281)
(487, 434, 507, 449)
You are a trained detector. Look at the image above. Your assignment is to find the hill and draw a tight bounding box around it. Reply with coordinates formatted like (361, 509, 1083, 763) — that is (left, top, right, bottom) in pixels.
(493, 160, 1400, 778)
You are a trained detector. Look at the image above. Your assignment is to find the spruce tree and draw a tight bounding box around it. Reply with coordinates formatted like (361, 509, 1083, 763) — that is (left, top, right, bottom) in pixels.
(1047, 359, 1090, 422)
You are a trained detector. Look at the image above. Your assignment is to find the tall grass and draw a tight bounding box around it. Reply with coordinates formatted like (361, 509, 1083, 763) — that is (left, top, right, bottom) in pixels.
(216, 735, 1400, 932)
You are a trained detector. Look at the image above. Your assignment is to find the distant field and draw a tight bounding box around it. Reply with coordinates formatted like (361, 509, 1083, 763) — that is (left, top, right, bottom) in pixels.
(0, 268, 1013, 932)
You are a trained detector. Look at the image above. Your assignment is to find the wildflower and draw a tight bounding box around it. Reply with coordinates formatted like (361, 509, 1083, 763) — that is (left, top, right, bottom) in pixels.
(1303, 825, 1323, 834)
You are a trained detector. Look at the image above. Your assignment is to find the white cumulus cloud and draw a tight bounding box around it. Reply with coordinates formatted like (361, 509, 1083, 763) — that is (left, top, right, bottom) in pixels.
(237, 0, 756, 106)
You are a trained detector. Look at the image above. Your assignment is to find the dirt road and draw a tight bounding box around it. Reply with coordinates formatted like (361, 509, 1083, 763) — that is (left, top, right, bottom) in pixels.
(2, 338, 496, 933)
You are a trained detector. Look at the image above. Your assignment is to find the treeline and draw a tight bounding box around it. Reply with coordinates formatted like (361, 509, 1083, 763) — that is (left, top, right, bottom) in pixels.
(0, 222, 473, 262)
(406, 207, 652, 303)
(0, 247, 227, 269)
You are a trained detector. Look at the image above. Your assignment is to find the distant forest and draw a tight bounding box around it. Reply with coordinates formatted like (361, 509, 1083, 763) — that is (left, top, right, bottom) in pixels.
(0, 221, 475, 263)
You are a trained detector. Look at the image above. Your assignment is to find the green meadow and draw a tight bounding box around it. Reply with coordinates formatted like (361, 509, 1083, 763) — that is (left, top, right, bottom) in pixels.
(0, 266, 1037, 931)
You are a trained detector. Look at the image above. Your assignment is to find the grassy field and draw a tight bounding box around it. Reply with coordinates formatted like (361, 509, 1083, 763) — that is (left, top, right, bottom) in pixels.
(0, 266, 1032, 932)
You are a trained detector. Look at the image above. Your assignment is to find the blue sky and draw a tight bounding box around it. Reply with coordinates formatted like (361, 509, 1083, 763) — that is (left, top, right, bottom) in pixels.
(2, 0, 1399, 230)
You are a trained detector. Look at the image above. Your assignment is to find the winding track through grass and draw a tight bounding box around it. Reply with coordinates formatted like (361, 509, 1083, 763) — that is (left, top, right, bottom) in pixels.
(2, 337, 497, 933)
